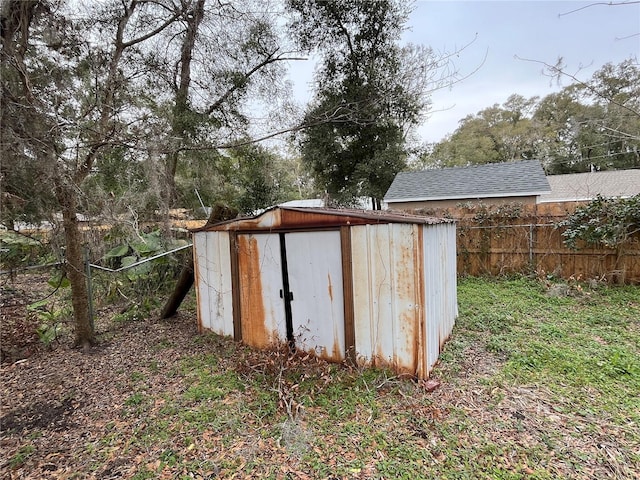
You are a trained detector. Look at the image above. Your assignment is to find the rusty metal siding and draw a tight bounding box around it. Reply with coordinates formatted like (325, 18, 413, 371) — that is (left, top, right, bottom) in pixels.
(350, 223, 423, 375)
(444, 222, 459, 339)
(441, 222, 458, 344)
(236, 233, 287, 349)
(193, 207, 456, 379)
(422, 222, 458, 373)
(193, 231, 233, 336)
(286, 231, 345, 361)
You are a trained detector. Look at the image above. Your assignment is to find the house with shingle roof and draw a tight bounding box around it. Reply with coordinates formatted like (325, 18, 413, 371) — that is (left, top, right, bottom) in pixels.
(384, 160, 551, 210)
(538, 168, 640, 204)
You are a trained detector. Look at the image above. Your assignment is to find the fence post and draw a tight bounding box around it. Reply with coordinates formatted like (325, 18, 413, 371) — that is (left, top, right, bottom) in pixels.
(84, 246, 94, 331)
(529, 224, 534, 266)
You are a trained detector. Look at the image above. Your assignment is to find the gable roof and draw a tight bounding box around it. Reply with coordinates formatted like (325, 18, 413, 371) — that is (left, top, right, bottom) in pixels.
(384, 160, 550, 203)
(538, 169, 640, 203)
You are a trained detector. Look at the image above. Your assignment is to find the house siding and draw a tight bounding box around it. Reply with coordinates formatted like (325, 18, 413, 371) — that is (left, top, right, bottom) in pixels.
(386, 195, 538, 211)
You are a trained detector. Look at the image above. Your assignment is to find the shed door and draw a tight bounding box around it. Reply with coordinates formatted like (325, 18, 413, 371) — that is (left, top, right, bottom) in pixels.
(236, 233, 287, 348)
(285, 231, 345, 361)
(236, 230, 345, 360)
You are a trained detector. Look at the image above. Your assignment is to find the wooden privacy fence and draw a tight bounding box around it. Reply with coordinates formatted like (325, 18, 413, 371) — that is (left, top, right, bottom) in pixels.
(456, 222, 640, 284)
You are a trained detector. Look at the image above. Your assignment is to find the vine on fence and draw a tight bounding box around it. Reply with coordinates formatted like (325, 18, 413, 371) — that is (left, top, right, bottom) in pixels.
(411, 198, 640, 282)
(558, 195, 640, 250)
(558, 195, 640, 283)
(415, 202, 531, 275)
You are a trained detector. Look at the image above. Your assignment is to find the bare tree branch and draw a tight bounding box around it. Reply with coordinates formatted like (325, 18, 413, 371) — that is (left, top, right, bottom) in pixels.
(204, 49, 306, 115)
(558, 1, 640, 17)
(515, 55, 640, 119)
(121, 0, 186, 48)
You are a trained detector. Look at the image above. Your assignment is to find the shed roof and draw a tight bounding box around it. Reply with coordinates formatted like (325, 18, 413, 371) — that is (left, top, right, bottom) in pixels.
(384, 160, 550, 203)
(538, 169, 640, 203)
(194, 206, 451, 232)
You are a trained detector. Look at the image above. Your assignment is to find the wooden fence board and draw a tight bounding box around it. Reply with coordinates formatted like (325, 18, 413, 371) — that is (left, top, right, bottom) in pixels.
(455, 222, 640, 284)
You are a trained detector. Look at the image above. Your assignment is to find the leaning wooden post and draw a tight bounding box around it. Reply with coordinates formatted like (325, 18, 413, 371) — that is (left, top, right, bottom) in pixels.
(160, 204, 238, 319)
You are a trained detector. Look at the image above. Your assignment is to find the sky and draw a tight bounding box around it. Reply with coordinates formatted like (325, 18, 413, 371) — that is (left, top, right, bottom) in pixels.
(288, 0, 640, 144)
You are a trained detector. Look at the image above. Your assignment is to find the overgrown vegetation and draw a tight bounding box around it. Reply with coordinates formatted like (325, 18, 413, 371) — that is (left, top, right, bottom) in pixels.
(2, 275, 638, 478)
(0, 231, 53, 272)
(98, 229, 191, 314)
(559, 194, 640, 250)
(1, 227, 192, 358)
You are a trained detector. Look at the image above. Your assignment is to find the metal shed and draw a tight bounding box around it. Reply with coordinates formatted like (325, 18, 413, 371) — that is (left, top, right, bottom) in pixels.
(192, 207, 457, 378)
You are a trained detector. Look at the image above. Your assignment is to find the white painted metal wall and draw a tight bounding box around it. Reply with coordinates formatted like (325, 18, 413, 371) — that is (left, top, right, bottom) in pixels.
(350, 222, 457, 376)
(193, 231, 234, 336)
(193, 211, 457, 378)
(350, 223, 425, 375)
(194, 230, 347, 358)
(286, 231, 345, 361)
(423, 222, 458, 372)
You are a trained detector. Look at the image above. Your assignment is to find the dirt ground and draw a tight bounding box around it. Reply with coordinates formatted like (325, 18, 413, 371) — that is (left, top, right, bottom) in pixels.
(1, 273, 638, 479)
(1, 273, 211, 478)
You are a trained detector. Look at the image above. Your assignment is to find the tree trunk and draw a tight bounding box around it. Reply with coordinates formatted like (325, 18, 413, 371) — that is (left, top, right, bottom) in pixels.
(160, 203, 238, 319)
(58, 185, 95, 348)
(613, 244, 626, 285)
(164, 0, 206, 207)
(159, 260, 194, 319)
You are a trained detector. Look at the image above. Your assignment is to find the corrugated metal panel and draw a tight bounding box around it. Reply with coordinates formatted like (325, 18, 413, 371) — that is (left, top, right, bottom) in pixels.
(423, 223, 458, 374)
(441, 222, 458, 345)
(286, 231, 345, 361)
(194, 211, 457, 379)
(236, 233, 287, 348)
(445, 222, 459, 336)
(423, 225, 441, 371)
(193, 231, 233, 336)
(351, 223, 422, 375)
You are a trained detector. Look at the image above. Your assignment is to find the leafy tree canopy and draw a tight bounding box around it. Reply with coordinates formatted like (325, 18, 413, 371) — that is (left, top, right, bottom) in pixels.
(288, 0, 455, 207)
(422, 59, 640, 174)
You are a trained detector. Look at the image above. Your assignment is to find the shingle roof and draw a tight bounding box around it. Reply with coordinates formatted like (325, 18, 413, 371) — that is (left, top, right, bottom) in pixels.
(384, 160, 550, 203)
(538, 169, 640, 203)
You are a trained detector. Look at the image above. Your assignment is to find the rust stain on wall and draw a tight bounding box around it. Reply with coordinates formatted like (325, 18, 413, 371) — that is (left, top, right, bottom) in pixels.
(237, 235, 270, 349)
(193, 249, 204, 334)
(393, 227, 420, 375)
(399, 309, 418, 373)
(302, 341, 342, 364)
(331, 324, 342, 361)
(395, 234, 416, 302)
(196, 210, 456, 380)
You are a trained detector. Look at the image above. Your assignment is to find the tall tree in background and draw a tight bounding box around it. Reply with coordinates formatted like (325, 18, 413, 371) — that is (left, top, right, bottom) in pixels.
(142, 0, 300, 210)
(1, 0, 185, 347)
(427, 94, 541, 167)
(533, 88, 586, 173)
(229, 143, 302, 214)
(422, 59, 640, 174)
(288, 0, 457, 208)
(579, 59, 640, 171)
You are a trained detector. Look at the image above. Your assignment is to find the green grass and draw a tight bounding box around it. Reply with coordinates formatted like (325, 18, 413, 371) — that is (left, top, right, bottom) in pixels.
(6, 276, 639, 479)
(144, 277, 639, 477)
(8, 444, 35, 468)
(456, 277, 640, 421)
